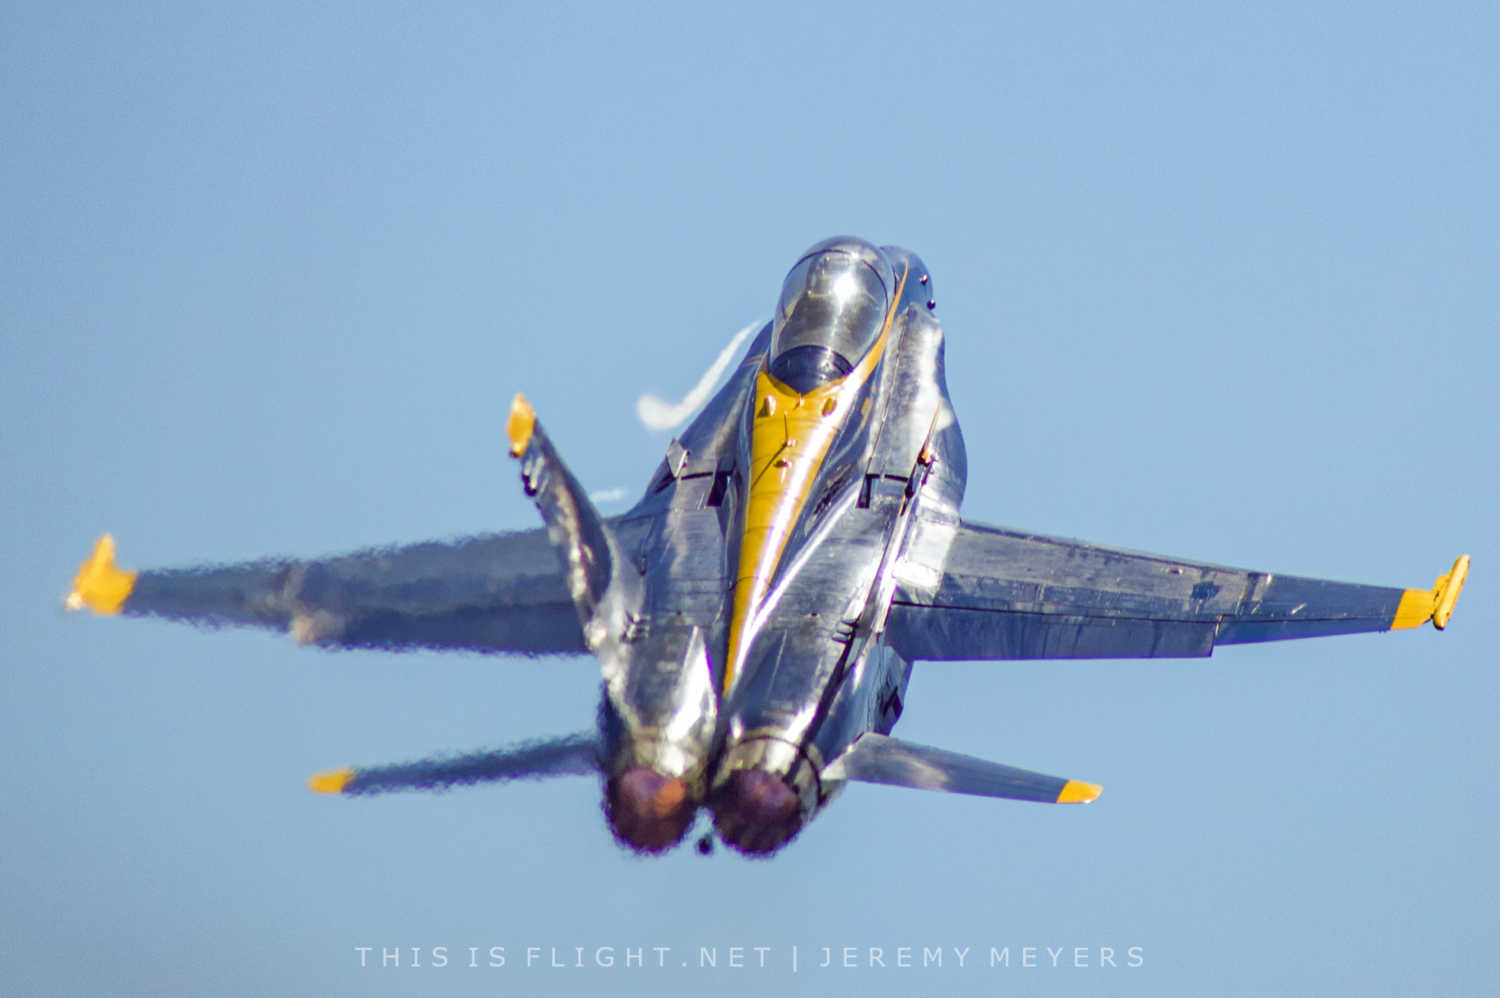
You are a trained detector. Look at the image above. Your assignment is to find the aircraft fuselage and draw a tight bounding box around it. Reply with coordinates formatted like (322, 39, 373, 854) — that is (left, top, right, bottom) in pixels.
(598, 239, 966, 855)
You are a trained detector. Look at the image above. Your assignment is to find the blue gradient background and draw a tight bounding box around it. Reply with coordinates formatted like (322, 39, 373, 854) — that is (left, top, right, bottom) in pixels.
(2, 4, 1495, 996)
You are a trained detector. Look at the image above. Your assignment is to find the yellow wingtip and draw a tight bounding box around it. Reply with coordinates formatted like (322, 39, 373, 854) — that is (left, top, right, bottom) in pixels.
(1392, 554, 1470, 631)
(1433, 554, 1469, 630)
(307, 767, 355, 794)
(506, 393, 536, 457)
(1057, 780, 1102, 804)
(1391, 588, 1435, 630)
(66, 534, 137, 615)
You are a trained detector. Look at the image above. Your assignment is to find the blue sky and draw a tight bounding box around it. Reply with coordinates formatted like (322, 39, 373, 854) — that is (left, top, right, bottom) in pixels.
(2, 4, 1496, 996)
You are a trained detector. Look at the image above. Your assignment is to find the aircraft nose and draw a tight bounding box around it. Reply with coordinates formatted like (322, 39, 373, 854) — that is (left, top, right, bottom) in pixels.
(605, 768, 695, 854)
(711, 769, 804, 856)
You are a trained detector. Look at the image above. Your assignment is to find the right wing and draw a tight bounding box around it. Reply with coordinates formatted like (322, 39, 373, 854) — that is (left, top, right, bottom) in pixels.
(886, 519, 1468, 662)
(67, 530, 592, 655)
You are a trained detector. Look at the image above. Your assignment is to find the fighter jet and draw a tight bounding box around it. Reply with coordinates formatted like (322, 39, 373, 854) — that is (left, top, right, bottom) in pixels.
(66, 237, 1469, 856)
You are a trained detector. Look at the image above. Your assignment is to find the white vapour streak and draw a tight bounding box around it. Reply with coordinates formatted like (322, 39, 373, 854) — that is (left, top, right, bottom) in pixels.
(635, 321, 761, 432)
(588, 487, 628, 504)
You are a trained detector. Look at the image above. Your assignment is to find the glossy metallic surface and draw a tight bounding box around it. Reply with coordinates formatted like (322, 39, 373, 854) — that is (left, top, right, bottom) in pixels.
(511, 399, 727, 851)
(822, 733, 1091, 804)
(76, 237, 1467, 857)
(771, 237, 894, 391)
(705, 251, 970, 852)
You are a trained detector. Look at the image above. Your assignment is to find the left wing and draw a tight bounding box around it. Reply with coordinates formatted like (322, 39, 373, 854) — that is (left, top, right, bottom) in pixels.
(886, 520, 1468, 662)
(66, 530, 597, 655)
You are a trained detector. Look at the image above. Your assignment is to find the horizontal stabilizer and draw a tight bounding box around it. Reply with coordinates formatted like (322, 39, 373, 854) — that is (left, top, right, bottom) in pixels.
(822, 733, 1100, 804)
(308, 731, 599, 796)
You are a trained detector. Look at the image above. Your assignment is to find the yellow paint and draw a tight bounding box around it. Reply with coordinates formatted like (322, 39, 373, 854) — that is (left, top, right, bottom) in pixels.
(1390, 588, 1435, 630)
(1432, 554, 1470, 630)
(65, 534, 137, 615)
(723, 267, 908, 691)
(1056, 780, 1102, 804)
(507, 393, 536, 456)
(1391, 554, 1471, 630)
(307, 767, 354, 794)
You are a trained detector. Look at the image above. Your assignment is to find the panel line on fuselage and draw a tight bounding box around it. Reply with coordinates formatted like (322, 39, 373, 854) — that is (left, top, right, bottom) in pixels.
(723, 266, 909, 693)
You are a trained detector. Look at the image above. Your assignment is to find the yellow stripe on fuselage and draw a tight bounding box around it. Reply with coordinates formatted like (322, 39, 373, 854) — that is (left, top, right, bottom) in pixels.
(723, 268, 908, 692)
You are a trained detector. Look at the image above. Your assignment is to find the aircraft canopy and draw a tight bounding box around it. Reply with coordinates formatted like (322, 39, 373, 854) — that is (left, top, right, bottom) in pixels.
(770, 243, 890, 392)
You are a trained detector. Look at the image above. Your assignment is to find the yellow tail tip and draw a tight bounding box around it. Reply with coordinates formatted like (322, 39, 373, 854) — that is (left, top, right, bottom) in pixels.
(506, 393, 536, 457)
(307, 767, 355, 794)
(66, 534, 137, 615)
(1057, 780, 1102, 804)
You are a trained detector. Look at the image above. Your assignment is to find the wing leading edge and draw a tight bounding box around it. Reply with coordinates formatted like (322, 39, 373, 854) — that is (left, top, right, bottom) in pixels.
(887, 520, 1468, 662)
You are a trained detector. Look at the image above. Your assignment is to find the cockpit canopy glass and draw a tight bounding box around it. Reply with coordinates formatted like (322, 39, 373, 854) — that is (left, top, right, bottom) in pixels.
(770, 249, 890, 393)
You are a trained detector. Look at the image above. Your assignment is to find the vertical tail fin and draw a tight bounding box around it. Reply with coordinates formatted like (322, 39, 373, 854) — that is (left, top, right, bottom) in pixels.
(508, 394, 639, 653)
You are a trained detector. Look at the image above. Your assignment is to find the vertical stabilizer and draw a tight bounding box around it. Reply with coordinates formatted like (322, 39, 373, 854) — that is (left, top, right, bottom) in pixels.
(507, 394, 641, 658)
